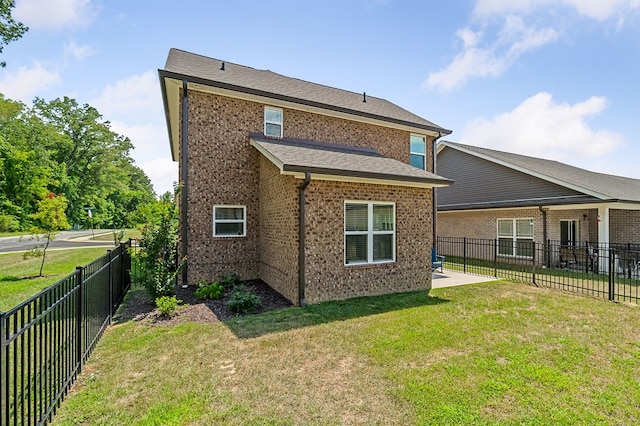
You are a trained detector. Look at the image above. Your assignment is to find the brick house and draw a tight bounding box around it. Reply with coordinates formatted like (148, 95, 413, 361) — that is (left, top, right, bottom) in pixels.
(159, 48, 452, 305)
(436, 141, 640, 261)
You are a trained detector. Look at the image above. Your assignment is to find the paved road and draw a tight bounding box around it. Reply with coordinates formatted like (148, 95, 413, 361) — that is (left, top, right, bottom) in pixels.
(0, 230, 117, 254)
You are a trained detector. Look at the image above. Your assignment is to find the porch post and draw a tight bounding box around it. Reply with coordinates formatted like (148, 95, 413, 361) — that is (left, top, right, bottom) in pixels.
(598, 205, 610, 273)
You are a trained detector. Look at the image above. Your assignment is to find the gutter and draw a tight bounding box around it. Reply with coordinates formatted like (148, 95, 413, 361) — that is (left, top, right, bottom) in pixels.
(181, 79, 189, 285)
(159, 70, 452, 135)
(432, 131, 444, 248)
(298, 172, 311, 307)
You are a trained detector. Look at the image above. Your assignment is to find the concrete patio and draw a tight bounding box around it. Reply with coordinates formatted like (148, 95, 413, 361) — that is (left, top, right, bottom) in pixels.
(431, 269, 500, 288)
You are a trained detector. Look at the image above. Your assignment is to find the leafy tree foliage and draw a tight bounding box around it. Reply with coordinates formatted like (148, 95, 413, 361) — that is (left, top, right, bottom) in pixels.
(0, 0, 28, 67)
(23, 193, 71, 277)
(0, 94, 156, 231)
(137, 187, 184, 299)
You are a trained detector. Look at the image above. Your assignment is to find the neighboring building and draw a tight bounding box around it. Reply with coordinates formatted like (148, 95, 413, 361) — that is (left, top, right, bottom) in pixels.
(159, 48, 452, 306)
(436, 141, 640, 261)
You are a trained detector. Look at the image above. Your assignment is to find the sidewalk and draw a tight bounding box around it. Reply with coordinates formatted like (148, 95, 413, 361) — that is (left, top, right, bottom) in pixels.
(431, 269, 499, 288)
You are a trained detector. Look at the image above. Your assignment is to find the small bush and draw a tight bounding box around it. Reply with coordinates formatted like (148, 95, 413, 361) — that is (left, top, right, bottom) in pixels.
(220, 273, 242, 289)
(0, 215, 20, 232)
(155, 295, 182, 317)
(194, 281, 225, 300)
(226, 285, 261, 315)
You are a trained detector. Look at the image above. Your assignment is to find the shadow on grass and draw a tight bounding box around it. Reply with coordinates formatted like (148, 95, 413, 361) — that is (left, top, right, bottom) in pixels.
(225, 290, 450, 339)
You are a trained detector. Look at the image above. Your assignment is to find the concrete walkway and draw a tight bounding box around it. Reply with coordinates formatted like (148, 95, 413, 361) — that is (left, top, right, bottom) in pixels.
(431, 269, 500, 288)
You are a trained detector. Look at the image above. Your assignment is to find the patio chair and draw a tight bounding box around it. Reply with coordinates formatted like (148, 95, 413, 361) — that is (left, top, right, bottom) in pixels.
(431, 247, 444, 273)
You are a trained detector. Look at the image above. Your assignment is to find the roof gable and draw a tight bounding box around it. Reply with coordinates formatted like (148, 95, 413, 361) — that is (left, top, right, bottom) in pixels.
(438, 141, 640, 204)
(160, 49, 451, 160)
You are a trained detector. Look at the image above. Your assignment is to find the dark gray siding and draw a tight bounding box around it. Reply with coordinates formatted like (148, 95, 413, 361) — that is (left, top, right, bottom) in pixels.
(437, 147, 597, 210)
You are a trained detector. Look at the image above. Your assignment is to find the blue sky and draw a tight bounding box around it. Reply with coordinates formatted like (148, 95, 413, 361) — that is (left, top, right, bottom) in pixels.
(1, 0, 639, 195)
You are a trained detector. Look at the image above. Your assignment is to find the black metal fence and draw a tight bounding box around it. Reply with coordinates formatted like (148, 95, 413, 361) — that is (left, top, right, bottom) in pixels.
(437, 236, 640, 304)
(1, 241, 133, 425)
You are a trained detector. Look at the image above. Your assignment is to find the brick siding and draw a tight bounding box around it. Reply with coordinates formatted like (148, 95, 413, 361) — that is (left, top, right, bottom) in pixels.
(180, 89, 437, 303)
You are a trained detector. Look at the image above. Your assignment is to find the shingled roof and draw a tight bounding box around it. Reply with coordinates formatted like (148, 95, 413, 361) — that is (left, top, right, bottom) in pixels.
(250, 133, 452, 188)
(161, 48, 450, 134)
(440, 141, 640, 203)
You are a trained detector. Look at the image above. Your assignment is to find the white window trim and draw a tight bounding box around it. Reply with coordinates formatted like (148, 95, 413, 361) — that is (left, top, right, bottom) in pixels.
(497, 218, 534, 258)
(560, 219, 578, 246)
(264, 106, 283, 138)
(344, 201, 396, 265)
(410, 134, 427, 170)
(213, 205, 246, 238)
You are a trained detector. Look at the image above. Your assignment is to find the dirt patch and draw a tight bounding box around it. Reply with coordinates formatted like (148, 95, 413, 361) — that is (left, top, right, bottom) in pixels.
(114, 280, 293, 326)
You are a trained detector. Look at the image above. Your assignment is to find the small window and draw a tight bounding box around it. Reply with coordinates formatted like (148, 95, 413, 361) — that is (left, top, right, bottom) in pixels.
(497, 218, 534, 258)
(345, 202, 395, 265)
(410, 134, 426, 170)
(264, 107, 283, 138)
(213, 206, 246, 237)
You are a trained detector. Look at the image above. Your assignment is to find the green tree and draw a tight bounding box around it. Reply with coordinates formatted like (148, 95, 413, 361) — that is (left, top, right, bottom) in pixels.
(137, 187, 184, 299)
(31, 96, 155, 228)
(0, 0, 28, 67)
(23, 193, 71, 277)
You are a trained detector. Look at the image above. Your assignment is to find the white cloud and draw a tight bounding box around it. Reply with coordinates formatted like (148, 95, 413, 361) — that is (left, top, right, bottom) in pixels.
(91, 71, 172, 195)
(139, 157, 178, 196)
(425, 16, 558, 92)
(63, 40, 96, 61)
(14, 0, 96, 30)
(460, 92, 625, 161)
(0, 62, 60, 102)
(474, 0, 639, 21)
(90, 71, 161, 121)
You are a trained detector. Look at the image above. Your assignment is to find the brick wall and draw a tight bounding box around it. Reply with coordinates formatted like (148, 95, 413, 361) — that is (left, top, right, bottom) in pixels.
(304, 180, 433, 304)
(258, 156, 299, 303)
(182, 88, 438, 301)
(610, 209, 640, 244)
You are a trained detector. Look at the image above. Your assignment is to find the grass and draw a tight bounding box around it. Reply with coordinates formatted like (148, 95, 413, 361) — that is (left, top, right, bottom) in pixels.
(51, 281, 640, 425)
(90, 228, 142, 243)
(0, 247, 110, 311)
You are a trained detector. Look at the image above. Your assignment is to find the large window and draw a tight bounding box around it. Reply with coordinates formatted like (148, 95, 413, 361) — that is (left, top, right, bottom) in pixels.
(410, 134, 426, 170)
(345, 202, 395, 265)
(264, 106, 283, 138)
(497, 218, 534, 258)
(213, 205, 246, 237)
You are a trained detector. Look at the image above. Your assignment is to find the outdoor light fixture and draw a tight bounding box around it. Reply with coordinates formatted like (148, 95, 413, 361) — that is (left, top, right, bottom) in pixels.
(583, 214, 588, 220)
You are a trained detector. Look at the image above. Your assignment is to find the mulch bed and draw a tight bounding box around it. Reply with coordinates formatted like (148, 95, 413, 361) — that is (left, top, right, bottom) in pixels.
(114, 280, 293, 326)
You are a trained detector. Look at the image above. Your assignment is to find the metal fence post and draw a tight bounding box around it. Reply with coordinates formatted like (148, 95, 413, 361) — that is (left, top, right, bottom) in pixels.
(494, 239, 498, 277)
(76, 266, 84, 373)
(1, 311, 6, 426)
(107, 250, 113, 323)
(532, 241, 536, 285)
(463, 237, 467, 273)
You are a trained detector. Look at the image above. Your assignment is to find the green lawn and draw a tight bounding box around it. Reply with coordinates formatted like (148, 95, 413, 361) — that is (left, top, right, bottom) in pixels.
(0, 248, 110, 311)
(51, 281, 640, 425)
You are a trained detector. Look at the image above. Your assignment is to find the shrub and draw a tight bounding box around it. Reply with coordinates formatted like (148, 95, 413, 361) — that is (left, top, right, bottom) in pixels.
(194, 281, 225, 300)
(0, 214, 20, 232)
(226, 285, 261, 315)
(220, 273, 242, 289)
(155, 295, 182, 317)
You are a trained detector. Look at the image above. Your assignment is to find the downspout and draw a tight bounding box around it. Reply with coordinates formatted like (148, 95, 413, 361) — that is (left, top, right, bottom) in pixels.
(298, 172, 311, 307)
(539, 206, 548, 267)
(181, 79, 189, 285)
(432, 131, 443, 249)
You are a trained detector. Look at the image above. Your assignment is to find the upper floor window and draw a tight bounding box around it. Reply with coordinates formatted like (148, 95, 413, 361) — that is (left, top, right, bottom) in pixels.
(410, 134, 426, 170)
(264, 107, 283, 138)
(213, 205, 246, 237)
